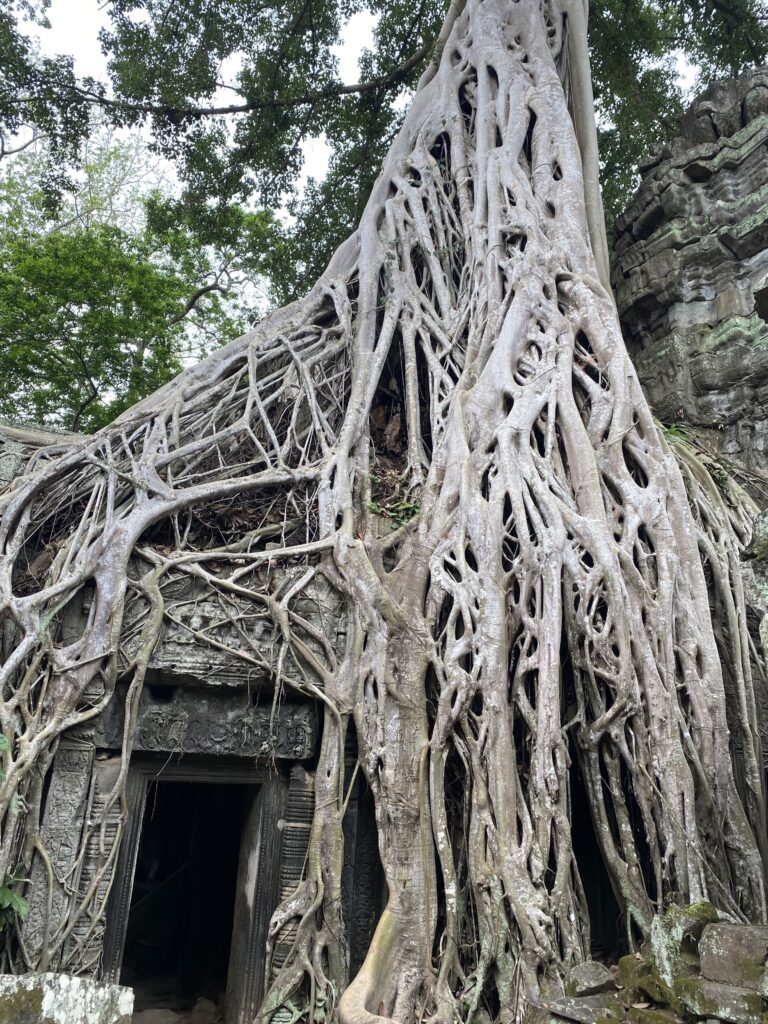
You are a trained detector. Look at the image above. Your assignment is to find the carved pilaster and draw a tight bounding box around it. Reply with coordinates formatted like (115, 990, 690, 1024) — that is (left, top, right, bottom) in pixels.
(271, 766, 315, 975)
(225, 774, 288, 1024)
(60, 756, 123, 975)
(22, 737, 95, 970)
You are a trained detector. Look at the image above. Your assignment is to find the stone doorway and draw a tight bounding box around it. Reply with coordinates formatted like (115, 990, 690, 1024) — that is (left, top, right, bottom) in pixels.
(121, 779, 247, 1019)
(103, 757, 287, 1024)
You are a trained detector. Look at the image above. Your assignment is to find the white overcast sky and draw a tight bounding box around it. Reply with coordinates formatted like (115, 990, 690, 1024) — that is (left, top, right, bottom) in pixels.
(32, 0, 381, 184)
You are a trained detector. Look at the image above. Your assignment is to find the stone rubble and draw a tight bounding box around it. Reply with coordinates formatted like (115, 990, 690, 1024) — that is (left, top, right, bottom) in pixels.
(542, 905, 768, 1024)
(0, 972, 133, 1024)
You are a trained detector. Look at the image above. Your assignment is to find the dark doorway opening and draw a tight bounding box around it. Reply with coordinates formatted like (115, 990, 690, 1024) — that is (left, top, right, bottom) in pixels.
(120, 780, 252, 1016)
(569, 757, 624, 958)
(342, 771, 386, 977)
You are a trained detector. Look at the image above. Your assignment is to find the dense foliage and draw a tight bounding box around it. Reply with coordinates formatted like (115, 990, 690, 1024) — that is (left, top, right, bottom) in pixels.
(2, 0, 767, 304)
(0, 130, 274, 430)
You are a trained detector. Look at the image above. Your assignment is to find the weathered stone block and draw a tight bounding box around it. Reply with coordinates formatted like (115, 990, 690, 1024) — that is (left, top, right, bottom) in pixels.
(566, 960, 615, 997)
(649, 902, 720, 987)
(544, 992, 623, 1023)
(676, 976, 768, 1023)
(618, 953, 675, 1007)
(0, 973, 133, 1024)
(699, 923, 768, 988)
(626, 1007, 679, 1024)
(613, 68, 768, 480)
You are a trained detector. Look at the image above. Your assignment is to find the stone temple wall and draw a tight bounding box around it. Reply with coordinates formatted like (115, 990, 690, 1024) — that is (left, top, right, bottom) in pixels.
(613, 68, 768, 478)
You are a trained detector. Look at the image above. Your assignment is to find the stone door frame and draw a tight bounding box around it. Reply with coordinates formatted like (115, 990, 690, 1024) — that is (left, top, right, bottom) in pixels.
(101, 754, 286, 1022)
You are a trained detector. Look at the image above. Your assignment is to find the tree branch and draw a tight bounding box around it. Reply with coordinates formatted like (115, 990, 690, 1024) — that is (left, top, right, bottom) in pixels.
(25, 48, 430, 124)
(170, 278, 230, 323)
(0, 132, 41, 160)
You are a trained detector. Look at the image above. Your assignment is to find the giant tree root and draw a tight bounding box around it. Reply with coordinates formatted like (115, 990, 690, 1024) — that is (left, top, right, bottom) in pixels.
(0, 0, 766, 1021)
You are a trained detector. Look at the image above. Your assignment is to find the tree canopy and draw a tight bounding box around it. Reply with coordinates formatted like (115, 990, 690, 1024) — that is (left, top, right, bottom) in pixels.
(0, 125, 275, 430)
(2, 0, 767, 305)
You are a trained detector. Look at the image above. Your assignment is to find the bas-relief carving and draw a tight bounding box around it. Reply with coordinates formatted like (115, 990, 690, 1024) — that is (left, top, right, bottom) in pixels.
(61, 757, 123, 974)
(22, 740, 95, 967)
(116, 572, 347, 689)
(93, 687, 317, 760)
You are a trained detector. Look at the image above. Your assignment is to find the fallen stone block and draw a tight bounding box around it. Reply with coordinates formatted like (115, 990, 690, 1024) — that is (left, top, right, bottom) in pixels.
(699, 923, 768, 988)
(0, 972, 133, 1024)
(650, 902, 720, 987)
(626, 1006, 682, 1024)
(543, 992, 624, 1023)
(618, 954, 678, 1010)
(566, 961, 615, 997)
(676, 976, 768, 1024)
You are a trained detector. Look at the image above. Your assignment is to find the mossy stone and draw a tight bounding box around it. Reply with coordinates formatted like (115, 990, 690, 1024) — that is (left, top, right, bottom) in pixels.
(566, 961, 615, 997)
(0, 982, 44, 1024)
(0, 974, 132, 1024)
(545, 992, 624, 1024)
(699, 923, 768, 989)
(618, 954, 678, 1010)
(627, 1006, 682, 1024)
(675, 976, 768, 1023)
(650, 903, 720, 989)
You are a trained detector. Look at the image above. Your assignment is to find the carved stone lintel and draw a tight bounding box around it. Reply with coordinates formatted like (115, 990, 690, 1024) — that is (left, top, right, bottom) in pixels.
(93, 687, 317, 760)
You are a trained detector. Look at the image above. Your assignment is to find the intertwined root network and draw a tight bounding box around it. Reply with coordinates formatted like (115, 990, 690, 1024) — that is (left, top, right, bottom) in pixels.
(0, 0, 765, 1020)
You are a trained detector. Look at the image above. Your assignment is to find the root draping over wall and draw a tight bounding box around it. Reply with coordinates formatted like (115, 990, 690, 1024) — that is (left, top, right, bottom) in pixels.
(0, 1, 766, 1021)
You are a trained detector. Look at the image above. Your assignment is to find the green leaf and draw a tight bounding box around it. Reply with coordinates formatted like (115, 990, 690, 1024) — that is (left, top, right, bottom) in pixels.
(9, 892, 29, 920)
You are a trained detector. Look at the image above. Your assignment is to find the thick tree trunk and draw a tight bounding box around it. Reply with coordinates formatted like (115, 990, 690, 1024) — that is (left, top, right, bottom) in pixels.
(0, 0, 765, 1021)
